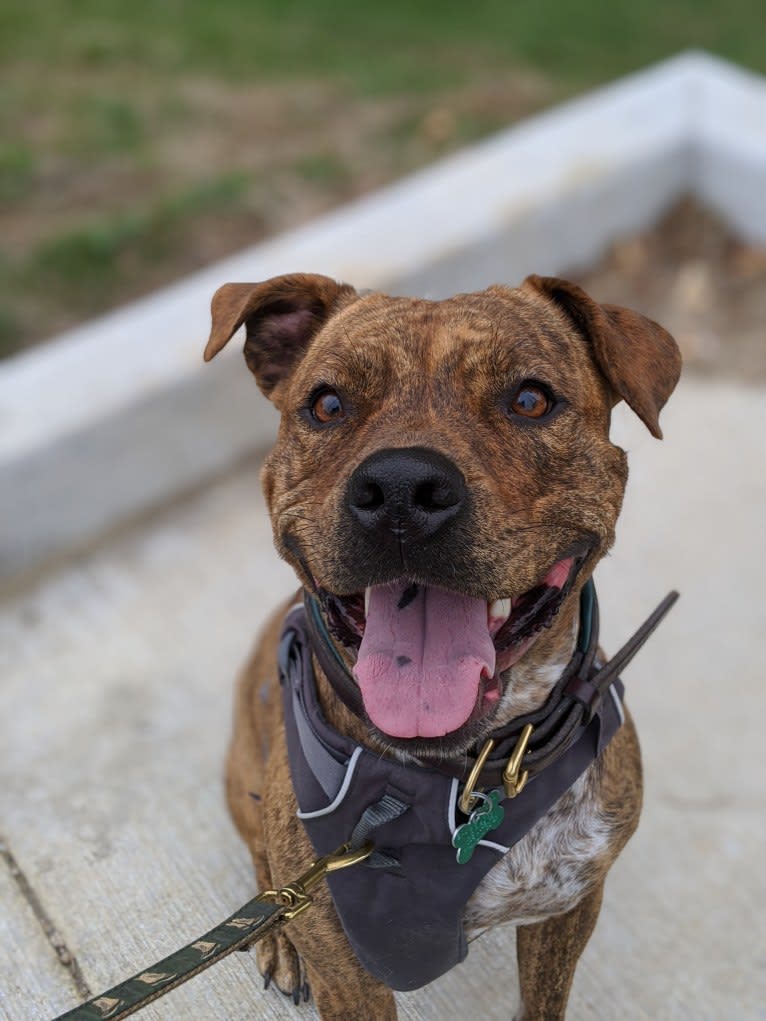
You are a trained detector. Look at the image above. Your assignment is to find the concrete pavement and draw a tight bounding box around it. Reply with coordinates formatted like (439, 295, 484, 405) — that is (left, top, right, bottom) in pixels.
(1, 373, 764, 1020)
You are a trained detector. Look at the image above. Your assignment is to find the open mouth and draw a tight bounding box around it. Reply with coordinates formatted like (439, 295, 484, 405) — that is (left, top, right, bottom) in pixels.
(314, 550, 587, 741)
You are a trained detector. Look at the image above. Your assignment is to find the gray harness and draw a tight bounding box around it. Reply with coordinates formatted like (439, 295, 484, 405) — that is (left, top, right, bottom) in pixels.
(277, 582, 642, 991)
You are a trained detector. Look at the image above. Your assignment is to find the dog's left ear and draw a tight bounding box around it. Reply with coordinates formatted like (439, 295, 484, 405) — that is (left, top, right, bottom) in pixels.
(204, 273, 358, 401)
(523, 275, 682, 438)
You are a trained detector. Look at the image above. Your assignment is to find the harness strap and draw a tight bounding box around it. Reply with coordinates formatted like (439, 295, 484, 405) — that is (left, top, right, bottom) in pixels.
(279, 625, 348, 799)
(349, 795, 409, 869)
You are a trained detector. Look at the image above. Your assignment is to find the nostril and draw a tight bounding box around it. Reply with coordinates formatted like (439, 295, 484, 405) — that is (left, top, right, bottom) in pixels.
(355, 480, 385, 511)
(413, 479, 456, 513)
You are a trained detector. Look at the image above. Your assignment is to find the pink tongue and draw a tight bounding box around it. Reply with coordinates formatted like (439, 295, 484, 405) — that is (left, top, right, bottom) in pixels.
(353, 583, 496, 738)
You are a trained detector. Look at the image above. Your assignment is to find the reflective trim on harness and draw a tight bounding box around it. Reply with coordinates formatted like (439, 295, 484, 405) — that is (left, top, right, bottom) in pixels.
(296, 747, 363, 819)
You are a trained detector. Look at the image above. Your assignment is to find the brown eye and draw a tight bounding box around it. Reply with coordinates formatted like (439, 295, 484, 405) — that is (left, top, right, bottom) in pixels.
(311, 388, 347, 424)
(509, 383, 553, 419)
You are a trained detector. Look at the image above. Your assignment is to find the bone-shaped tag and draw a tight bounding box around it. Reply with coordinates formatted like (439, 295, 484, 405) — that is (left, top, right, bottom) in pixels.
(452, 789, 505, 864)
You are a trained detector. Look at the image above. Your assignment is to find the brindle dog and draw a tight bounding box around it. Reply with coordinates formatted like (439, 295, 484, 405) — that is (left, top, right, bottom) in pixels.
(204, 274, 681, 1021)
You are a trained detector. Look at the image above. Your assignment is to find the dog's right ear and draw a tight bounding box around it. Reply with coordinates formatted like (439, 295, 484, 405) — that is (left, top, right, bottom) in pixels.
(204, 273, 357, 401)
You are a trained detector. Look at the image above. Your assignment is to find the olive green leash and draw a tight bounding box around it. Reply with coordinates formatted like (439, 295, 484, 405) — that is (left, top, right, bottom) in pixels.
(50, 843, 373, 1021)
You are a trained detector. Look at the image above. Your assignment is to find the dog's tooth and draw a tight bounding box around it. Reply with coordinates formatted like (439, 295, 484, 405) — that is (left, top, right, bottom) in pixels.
(489, 598, 511, 622)
(364, 587, 371, 617)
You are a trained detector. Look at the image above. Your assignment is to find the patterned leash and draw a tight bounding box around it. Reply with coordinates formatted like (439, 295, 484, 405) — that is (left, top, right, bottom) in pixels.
(50, 843, 373, 1021)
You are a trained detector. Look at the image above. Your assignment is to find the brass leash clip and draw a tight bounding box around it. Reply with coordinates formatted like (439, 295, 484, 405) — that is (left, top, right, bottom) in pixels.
(256, 842, 374, 921)
(502, 723, 533, 798)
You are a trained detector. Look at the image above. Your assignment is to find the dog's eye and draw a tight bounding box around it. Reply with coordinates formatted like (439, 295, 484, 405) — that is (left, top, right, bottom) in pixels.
(310, 388, 347, 425)
(508, 383, 554, 420)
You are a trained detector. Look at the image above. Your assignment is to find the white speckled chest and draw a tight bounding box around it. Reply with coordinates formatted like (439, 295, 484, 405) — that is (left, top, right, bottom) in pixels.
(465, 765, 612, 930)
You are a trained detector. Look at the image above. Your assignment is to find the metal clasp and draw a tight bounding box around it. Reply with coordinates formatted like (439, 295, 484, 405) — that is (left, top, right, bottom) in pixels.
(458, 738, 496, 815)
(256, 842, 374, 920)
(502, 723, 533, 798)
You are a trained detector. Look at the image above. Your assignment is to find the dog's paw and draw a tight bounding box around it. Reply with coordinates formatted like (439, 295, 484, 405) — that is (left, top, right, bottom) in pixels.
(256, 931, 310, 1005)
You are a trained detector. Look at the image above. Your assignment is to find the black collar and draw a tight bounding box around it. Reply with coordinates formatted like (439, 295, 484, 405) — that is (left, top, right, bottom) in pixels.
(303, 581, 678, 788)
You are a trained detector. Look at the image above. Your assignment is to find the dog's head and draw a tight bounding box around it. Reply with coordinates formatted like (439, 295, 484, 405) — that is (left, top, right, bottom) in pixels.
(205, 273, 680, 754)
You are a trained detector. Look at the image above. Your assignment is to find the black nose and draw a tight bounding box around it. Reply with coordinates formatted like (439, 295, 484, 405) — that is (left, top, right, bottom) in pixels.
(347, 447, 466, 541)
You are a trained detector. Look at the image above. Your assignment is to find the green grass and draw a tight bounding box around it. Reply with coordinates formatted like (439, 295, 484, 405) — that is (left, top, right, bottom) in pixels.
(66, 94, 146, 155)
(32, 173, 250, 282)
(3, 0, 766, 356)
(3, 0, 766, 90)
(18, 172, 252, 316)
(0, 144, 35, 201)
(292, 152, 352, 187)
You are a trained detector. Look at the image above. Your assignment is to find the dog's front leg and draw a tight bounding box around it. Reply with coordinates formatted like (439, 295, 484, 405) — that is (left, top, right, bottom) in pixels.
(288, 894, 397, 1021)
(259, 728, 398, 1021)
(514, 881, 604, 1021)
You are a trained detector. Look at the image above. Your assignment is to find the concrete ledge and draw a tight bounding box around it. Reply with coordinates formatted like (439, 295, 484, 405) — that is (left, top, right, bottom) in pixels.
(2, 51, 765, 582)
(690, 58, 766, 242)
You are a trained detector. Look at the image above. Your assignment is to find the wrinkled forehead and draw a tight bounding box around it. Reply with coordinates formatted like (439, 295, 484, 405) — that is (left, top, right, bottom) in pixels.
(289, 287, 587, 397)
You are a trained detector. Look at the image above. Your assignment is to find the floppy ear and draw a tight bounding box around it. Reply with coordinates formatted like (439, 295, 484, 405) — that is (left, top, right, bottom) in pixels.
(523, 275, 682, 438)
(204, 272, 357, 401)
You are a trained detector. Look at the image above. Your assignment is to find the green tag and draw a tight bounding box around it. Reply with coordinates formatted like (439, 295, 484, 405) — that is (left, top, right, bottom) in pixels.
(452, 790, 505, 864)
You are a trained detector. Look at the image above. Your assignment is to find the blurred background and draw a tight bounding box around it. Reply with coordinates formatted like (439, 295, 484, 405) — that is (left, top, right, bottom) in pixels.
(2, 0, 766, 368)
(1, 5, 765, 1020)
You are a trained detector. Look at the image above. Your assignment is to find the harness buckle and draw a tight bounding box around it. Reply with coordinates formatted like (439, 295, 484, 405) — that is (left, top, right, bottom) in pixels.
(502, 723, 534, 798)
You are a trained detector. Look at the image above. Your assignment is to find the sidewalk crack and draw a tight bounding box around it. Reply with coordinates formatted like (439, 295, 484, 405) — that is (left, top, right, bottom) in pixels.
(0, 834, 92, 1000)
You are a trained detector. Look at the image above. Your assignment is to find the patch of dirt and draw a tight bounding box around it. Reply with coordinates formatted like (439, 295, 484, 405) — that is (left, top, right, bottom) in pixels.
(571, 198, 766, 384)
